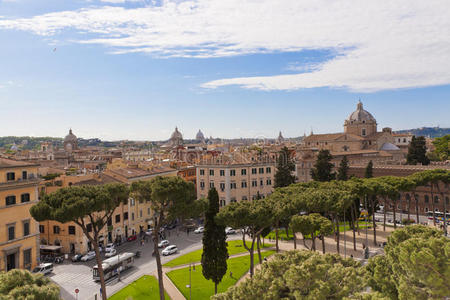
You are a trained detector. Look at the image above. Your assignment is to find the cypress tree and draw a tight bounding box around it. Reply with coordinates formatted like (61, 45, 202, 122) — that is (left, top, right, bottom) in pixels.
(337, 155, 349, 181)
(407, 136, 430, 165)
(365, 160, 373, 178)
(201, 187, 228, 294)
(310, 149, 335, 182)
(274, 146, 296, 188)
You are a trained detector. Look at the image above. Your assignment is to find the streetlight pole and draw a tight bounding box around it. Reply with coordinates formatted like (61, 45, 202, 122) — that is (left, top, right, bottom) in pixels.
(344, 208, 346, 258)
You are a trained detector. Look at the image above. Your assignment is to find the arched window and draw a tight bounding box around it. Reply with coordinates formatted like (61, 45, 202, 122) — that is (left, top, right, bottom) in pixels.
(425, 195, 429, 203)
(362, 128, 366, 136)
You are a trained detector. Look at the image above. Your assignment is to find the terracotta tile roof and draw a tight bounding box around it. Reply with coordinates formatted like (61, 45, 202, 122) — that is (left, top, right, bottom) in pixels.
(304, 133, 364, 142)
(0, 158, 38, 169)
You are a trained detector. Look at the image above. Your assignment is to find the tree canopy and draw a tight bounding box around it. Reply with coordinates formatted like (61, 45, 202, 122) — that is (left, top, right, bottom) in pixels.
(0, 269, 60, 300)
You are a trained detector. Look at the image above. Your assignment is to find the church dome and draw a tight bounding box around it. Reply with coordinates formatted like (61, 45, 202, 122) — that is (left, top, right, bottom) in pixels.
(380, 142, 400, 151)
(196, 129, 205, 141)
(64, 129, 77, 142)
(170, 127, 183, 140)
(347, 101, 376, 123)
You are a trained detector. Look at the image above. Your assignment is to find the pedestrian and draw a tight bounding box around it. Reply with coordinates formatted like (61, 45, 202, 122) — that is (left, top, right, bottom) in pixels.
(230, 271, 233, 278)
(350, 254, 353, 258)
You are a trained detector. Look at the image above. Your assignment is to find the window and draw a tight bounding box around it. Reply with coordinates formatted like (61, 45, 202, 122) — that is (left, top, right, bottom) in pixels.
(23, 221, 30, 236)
(241, 169, 247, 175)
(230, 198, 237, 203)
(147, 208, 151, 215)
(220, 170, 225, 176)
(23, 249, 31, 269)
(6, 172, 15, 181)
(230, 170, 236, 176)
(219, 199, 226, 207)
(199, 169, 205, 176)
(260, 180, 264, 186)
(209, 181, 214, 188)
(130, 198, 135, 206)
(200, 181, 205, 189)
(124, 212, 129, 220)
(6, 195, 16, 206)
(209, 170, 214, 176)
(140, 209, 142, 218)
(86, 224, 92, 233)
(266, 179, 272, 185)
(68, 226, 76, 235)
(230, 182, 236, 189)
(8, 225, 15, 240)
(259, 168, 264, 174)
(434, 196, 439, 203)
(425, 195, 429, 203)
(252, 180, 257, 187)
(251, 168, 257, 174)
(53, 225, 60, 234)
(107, 218, 112, 226)
(21, 193, 30, 203)
(242, 196, 248, 201)
(425, 207, 428, 212)
(132, 213, 135, 221)
(241, 181, 247, 188)
(115, 214, 121, 223)
(220, 183, 225, 191)
(22, 171, 27, 180)
(362, 128, 366, 136)
(39, 225, 45, 233)
(266, 167, 271, 173)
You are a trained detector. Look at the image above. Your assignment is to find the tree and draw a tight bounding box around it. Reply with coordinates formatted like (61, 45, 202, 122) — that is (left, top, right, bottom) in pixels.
(201, 188, 228, 294)
(0, 269, 60, 300)
(336, 155, 349, 181)
(310, 149, 335, 182)
(274, 146, 296, 188)
(216, 200, 273, 277)
(364, 160, 373, 178)
(30, 183, 129, 300)
(290, 213, 333, 253)
(406, 136, 430, 165)
(429, 134, 450, 161)
(131, 176, 196, 300)
(212, 250, 366, 300)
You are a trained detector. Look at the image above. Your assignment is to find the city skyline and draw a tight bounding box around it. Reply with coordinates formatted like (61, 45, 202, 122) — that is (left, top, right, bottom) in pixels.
(1, 0, 449, 140)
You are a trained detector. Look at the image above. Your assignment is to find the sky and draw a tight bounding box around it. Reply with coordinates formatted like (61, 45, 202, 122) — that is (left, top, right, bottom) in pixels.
(0, 0, 449, 141)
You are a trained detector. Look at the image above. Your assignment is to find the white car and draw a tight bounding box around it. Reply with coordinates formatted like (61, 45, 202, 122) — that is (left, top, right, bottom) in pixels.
(145, 229, 153, 236)
(81, 251, 96, 261)
(32, 263, 53, 275)
(225, 227, 236, 234)
(105, 248, 117, 258)
(194, 226, 204, 234)
(162, 245, 178, 256)
(158, 240, 169, 248)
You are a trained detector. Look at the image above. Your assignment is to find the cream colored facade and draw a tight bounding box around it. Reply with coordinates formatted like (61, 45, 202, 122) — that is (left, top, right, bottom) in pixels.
(196, 163, 275, 206)
(0, 159, 40, 272)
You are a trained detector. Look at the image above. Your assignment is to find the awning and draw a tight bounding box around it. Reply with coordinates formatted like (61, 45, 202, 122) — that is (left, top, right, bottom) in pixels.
(40, 245, 62, 251)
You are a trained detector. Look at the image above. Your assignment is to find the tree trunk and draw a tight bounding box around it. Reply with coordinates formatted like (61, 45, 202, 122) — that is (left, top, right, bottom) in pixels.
(249, 238, 256, 277)
(354, 202, 360, 235)
(92, 239, 107, 300)
(293, 230, 297, 250)
(285, 225, 289, 240)
(302, 236, 309, 250)
(321, 235, 325, 254)
(256, 235, 262, 264)
(350, 206, 356, 251)
(371, 196, 377, 246)
(215, 282, 217, 294)
(334, 216, 340, 254)
(153, 224, 165, 300)
(275, 221, 279, 253)
(414, 192, 419, 224)
(407, 197, 411, 223)
(383, 197, 387, 232)
(311, 233, 316, 251)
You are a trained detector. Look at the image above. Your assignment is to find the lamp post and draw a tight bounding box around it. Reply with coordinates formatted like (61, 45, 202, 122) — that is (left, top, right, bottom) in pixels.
(344, 208, 346, 258)
(186, 262, 193, 300)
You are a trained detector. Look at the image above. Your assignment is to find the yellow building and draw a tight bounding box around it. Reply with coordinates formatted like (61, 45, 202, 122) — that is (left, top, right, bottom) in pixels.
(0, 158, 40, 271)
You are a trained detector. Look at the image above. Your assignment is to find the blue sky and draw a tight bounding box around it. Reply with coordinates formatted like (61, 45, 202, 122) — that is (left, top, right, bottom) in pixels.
(0, 0, 449, 141)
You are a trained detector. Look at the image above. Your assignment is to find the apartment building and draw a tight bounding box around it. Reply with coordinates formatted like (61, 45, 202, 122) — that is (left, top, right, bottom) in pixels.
(196, 162, 275, 206)
(0, 158, 40, 271)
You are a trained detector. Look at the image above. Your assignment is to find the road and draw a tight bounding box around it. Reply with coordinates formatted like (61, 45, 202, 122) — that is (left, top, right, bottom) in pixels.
(50, 228, 236, 300)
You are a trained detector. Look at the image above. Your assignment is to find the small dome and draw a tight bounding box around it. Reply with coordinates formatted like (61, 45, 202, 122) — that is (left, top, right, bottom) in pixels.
(380, 142, 400, 151)
(64, 129, 77, 142)
(196, 129, 205, 141)
(347, 101, 376, 123)
(170, 127, 183, 140)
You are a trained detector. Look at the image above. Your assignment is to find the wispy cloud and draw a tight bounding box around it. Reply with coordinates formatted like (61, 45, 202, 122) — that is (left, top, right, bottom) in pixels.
(0, 0, 449, 92)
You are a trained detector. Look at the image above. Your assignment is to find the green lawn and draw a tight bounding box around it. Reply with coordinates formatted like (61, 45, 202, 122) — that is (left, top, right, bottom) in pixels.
(163, 239, 273, 267)
(108, 275, 170, 300)
(265, 228, 294, 241)
(167, 251, 275, 299)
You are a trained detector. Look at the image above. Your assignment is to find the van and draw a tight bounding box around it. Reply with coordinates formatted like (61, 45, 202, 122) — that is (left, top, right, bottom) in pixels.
(32, 263, 53, 275)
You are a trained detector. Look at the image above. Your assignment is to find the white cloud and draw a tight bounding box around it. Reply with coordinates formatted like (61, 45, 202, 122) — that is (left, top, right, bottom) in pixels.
(0, 0, 449, 92)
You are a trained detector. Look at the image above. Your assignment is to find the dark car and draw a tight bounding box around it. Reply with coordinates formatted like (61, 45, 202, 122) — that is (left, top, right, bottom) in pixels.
(165, 223, 177, 230)
(127, 235, 137, 242)
(71, 254, 82, 262)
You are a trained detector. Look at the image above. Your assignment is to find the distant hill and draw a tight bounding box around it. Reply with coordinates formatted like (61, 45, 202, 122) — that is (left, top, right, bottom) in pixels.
(395, 127, 450, 138)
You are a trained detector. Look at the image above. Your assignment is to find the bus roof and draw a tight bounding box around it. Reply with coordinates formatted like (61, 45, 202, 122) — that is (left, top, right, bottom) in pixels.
(93, 252, 135, 269)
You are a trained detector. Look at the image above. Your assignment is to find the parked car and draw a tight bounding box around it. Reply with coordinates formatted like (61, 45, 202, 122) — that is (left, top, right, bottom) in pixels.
(165, 223, 177, 230)
(71, 254, 82, 262)
(105, 248, 117, 258)
(81, 251, 96, 262)
(158, 240, 170, 248)
(32, 263, 53, 275)
(145, 229, 153, 236)
(105, 244, 115, 252)
(162, 245, 178, 256)
(225, 227, 236, 234)
(127, 235, 137, 242)
(194, 226, 204, 234)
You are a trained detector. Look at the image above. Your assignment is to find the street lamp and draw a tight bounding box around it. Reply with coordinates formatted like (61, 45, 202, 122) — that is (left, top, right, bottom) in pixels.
(186, 261, 195, 300)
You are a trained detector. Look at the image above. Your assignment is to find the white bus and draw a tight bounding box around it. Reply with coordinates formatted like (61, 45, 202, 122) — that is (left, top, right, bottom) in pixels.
(92, 252, 135, 281)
